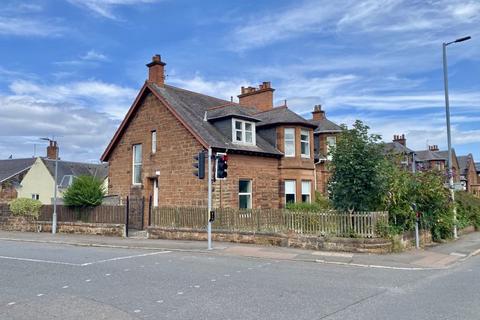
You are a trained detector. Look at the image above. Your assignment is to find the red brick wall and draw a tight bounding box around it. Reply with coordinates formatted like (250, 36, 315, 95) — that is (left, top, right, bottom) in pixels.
(107, 92, 209, 219)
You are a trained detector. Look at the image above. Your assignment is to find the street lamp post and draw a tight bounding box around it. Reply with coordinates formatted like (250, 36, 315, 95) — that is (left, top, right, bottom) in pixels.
(41, 137, 58, 234)
(442, 36, 471, 239)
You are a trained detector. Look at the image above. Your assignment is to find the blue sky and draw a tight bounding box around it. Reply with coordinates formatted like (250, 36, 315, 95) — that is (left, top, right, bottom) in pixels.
(0, 0, 478, 162)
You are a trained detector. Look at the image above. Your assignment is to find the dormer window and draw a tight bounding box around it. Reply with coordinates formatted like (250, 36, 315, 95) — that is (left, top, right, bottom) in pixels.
(232, 119, 256, 145)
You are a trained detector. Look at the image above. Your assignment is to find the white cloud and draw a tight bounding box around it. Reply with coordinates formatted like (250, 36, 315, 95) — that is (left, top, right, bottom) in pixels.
(68, 0, 161, 20)
(0, 17, 64, 37)
(81, 50, 107, 61)
(0, 78, 139, 160)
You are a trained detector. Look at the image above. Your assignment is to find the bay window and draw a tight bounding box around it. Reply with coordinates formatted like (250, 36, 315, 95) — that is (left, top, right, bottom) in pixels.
(284, 128, 295, 157)
(300, 129, 310, 158)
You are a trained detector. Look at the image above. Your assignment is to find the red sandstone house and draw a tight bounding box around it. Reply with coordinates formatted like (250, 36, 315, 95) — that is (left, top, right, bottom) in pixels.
(101, 55, 341, 224)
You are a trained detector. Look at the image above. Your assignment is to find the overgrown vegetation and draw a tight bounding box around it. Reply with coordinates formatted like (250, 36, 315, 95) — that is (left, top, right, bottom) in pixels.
(328, 120, 386, 212)
(456, 191, 480, 230)
(285, 192, 333, 212)
(63, 176, 105, 208)
(9, 198, 42, 219)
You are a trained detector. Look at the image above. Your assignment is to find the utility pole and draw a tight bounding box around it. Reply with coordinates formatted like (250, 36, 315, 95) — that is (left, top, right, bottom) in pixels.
(207, 147, 212, 250)
(41, 137, 58, 234)
(442, 36, 471, 239)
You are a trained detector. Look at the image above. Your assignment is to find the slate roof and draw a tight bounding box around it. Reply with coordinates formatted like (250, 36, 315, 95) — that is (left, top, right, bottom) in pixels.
(383, 142, 413, 155)
(309, 118, 343, 133)
(42, 159, 108, 186)
(0, 158, 35, 183)
(207, 105, 260, 122)
(457, 155, 469, 175)
(414, 150, 447, 162)
(255, 106, 316, 128)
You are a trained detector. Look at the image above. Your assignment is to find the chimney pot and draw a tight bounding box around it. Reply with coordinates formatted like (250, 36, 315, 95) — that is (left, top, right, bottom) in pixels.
(312, 104, 326, 121)
(238, 82, 275, 111)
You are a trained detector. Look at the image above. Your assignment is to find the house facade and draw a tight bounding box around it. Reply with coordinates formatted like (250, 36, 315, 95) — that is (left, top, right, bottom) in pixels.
(458, 154, 479, 196)
(18, 149, 108, 204)
(101, 55, 340, 226)
(413, 145, 460, 183)
(0, 158, 35, 203)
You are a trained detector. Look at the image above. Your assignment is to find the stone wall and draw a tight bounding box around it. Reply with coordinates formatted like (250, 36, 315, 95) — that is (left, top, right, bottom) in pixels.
(147, 227, 393, 253)
(0, 216, 125, 237)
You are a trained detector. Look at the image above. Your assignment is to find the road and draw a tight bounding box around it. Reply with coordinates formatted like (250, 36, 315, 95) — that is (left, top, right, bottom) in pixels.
(0, 239, 479, 319)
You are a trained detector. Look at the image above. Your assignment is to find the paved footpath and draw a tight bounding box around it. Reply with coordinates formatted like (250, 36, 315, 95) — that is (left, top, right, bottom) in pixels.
(1, 230, 479, 270)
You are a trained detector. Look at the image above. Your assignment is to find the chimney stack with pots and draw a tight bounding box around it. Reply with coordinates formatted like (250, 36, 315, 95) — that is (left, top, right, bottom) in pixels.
(312, 105, 326, 121)
(428, 145, 439, 151)
(238, 81, 275, 112)
(46, 140, 59, 160)
(146, 54, 166, 87)
(393, 134, 406, 147)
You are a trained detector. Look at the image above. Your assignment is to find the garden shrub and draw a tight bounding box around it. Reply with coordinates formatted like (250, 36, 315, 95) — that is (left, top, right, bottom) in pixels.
(9, 198, 42, 219)
(63, 175, 105, 208)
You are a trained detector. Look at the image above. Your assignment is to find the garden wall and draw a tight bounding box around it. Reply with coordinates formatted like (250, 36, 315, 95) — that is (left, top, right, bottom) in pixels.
(147, 227, 393, 253)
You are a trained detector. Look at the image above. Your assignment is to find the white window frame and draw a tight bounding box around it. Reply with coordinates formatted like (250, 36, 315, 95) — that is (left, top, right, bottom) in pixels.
(238, 179, 252, 209)
(284, 128, 295, 157)
(285, 180, 296, 204)
(300, 129, 310, 158)
(132, 144, 142, 185)
(326, 136, 336, 160)
(232, 118, 256, 145)
(301, 181, 311, 203)
(151, 130, 157, 154)
(31, 194, 39, 200)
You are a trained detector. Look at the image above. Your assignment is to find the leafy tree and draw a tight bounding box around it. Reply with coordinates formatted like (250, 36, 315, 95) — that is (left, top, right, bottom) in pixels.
(328, 120, 386, 211)
(63, 175, 105, 208)
(9, 198, 42, 219)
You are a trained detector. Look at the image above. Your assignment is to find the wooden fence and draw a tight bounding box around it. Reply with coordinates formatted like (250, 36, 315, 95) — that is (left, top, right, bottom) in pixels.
(151, 207, 388, 238)
(0, 204, 125, 224)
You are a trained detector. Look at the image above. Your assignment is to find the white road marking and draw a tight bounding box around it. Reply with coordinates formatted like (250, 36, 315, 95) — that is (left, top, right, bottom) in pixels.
(314, 259, 443, 271)
(7, 302, 15, 306)
(85, 279, 91, 282)
(140, 265, 145, 268)
(37, 294, 44, 297)
(155, 262, 159, 265)
(177, 291, 183, 295)
(156, 300, 164, 303)
(124, 269, 130, 272)
(247, 267, 252, 270)
(450, 252, 467, 257)
(80, 251, 171, 266)
(134, 309, 141, 313)
(105, 273, 111, 276)
(224, 274, 230, 277)
(236, 270, 241, 273)
(0, 255, 80, 266)
(211, 279, 216, 282)
(194, 285, 200, 288)
(62, 286, 69, 289)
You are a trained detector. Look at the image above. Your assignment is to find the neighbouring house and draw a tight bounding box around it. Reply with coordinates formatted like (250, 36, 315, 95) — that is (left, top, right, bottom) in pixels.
(309, 105, 342, 194)
(383, 134, 415, 170)
(457, 154, 480, 196)
(0, 158, 36, 202)
(101, 55, 341, 227)
(18, 143, 108, 204)
(414, 145, 460, 183)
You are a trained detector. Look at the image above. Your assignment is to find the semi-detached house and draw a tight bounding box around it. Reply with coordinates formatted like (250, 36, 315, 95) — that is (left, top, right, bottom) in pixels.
(101, 55, 341, 227)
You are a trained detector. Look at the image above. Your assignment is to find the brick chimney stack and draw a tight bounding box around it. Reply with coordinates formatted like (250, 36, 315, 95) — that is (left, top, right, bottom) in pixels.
(393, 134, 406, 147)
(312, 105, 326, 121)
(428, 145, 439, 151)
(146, 54, 166, 87)
(46, 140, 58, 160)
(238, 81, 275, 112)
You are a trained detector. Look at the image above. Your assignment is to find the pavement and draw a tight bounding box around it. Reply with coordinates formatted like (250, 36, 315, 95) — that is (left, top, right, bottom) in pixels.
(1, 231, 480, 319)
(1, 230, 479, 270)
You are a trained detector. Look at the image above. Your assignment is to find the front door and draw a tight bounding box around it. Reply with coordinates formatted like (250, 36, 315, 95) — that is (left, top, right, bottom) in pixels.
(153, 178, 159, 208)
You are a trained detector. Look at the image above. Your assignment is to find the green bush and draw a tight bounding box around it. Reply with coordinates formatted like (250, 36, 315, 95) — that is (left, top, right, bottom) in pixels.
(9, 198, 42, 219)
(63, 175, 105, 208)
(455, 191, 480, 229)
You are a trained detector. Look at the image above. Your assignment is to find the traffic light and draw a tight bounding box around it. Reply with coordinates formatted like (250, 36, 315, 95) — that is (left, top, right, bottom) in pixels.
(193, 151, 205, 179)
(216, 153, 228, 179)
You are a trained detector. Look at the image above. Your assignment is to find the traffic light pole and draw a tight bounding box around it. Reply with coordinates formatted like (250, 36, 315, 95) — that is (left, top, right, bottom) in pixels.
(207, 147, 212, 250)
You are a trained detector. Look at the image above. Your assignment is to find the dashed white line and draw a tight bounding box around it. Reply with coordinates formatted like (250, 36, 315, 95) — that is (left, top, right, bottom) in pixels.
(85, 279, 91, 282)
(124, 269, 130, 272)
(156, 300, 164, 303)
(177, 291, 184, 295)
(211, 279, 216, 282)
(194, 285, 200, 288)
(62, 285, 69, 289)
(134, 309, 141, 313)
(7, 302, 15, 306)
(37, 294, 44, 297)
(224, 274, 230, 277)
(105, 273, 111, 276)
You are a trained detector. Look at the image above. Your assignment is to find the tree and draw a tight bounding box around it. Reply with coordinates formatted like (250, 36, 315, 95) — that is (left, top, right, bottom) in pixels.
(63, 175, 105, 208)
(9, 198, 42, 219)
(328, 120, 386, 211)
